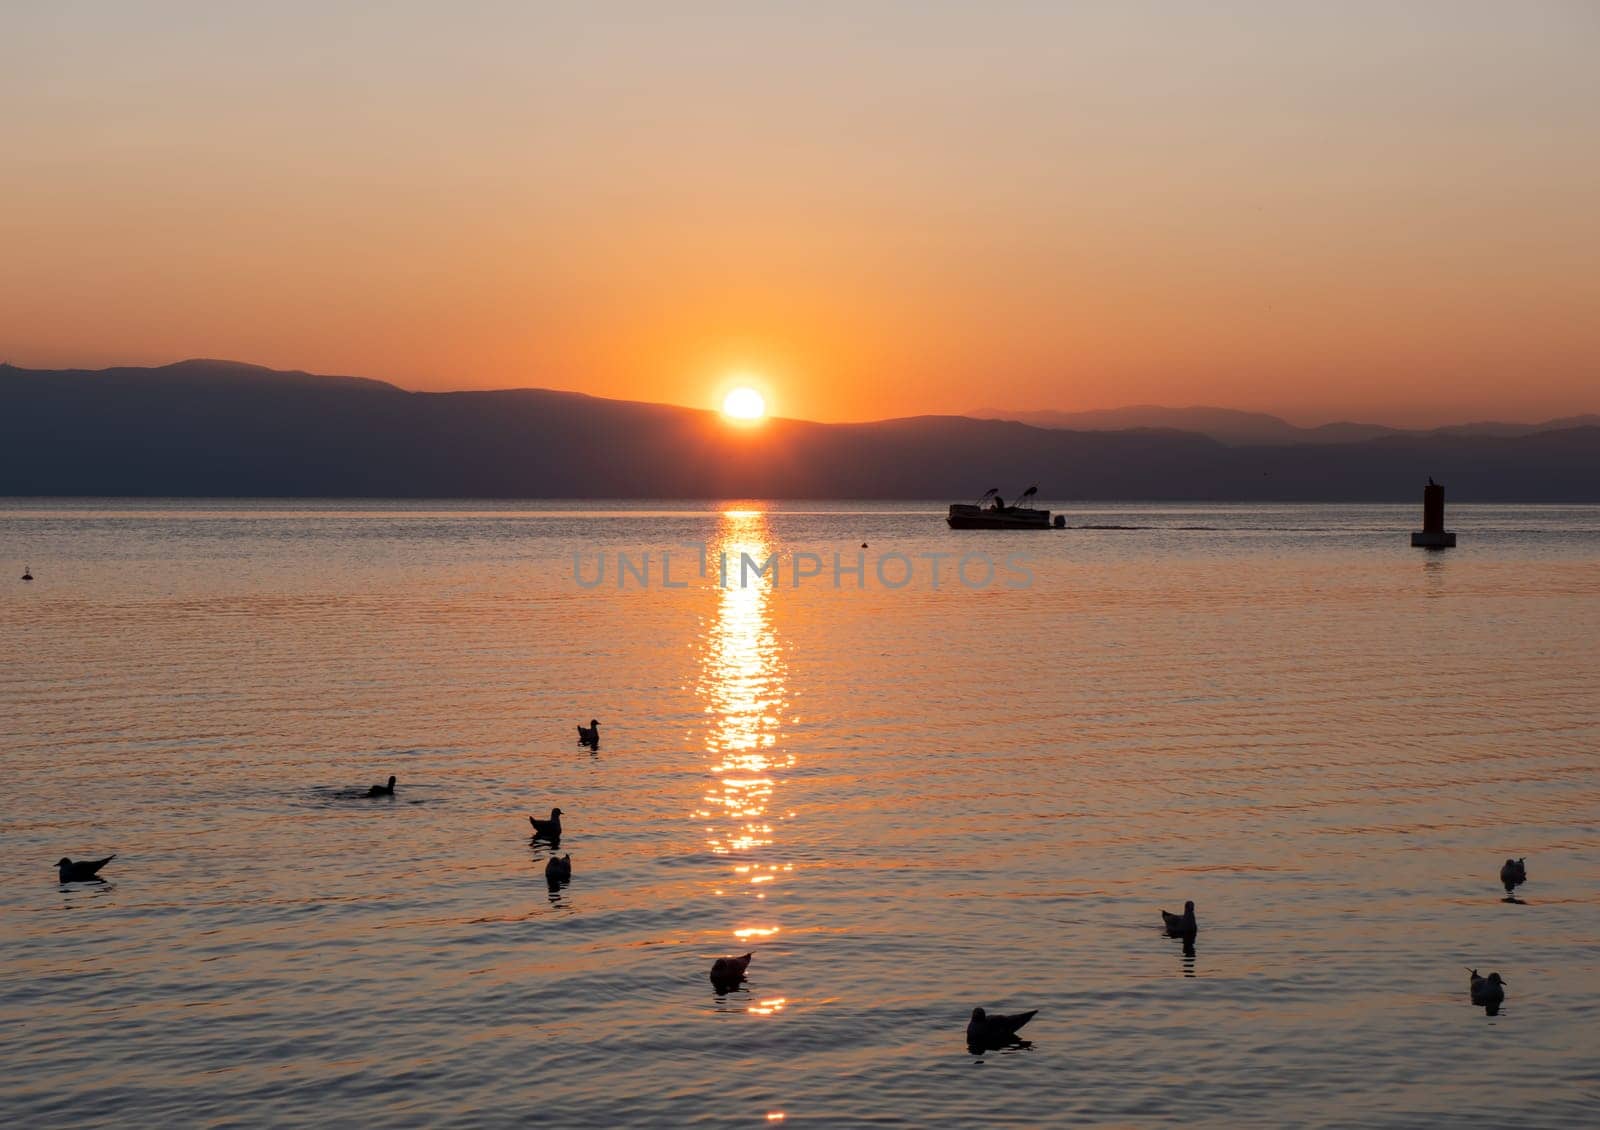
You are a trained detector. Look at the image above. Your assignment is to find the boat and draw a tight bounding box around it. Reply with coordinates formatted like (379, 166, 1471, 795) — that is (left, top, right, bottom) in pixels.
(947, 487, 1063, 530)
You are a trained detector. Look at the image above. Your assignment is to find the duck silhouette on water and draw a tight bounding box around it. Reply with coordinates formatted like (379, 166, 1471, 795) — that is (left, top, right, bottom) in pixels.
(57, 855, 115, 883)
(529, 808, 564, 841)
(967, 1007, 1038, 1051)
(1500, 858, 1527, 901)
(1469, 968, 1507, 1015)
(576, 720, 600, 747)
(366, 775, 396, 797)
(1162, 900, 1199, 946)
(545, 853, 572, 885)
(710, 952, 752, 992)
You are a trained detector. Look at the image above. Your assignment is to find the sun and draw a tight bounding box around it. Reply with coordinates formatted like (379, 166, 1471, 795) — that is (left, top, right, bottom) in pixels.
(722, 386, 766, 421)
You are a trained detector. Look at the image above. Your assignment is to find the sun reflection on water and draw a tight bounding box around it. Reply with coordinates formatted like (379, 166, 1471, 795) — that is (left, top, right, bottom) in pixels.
(697, 509, 792, 957)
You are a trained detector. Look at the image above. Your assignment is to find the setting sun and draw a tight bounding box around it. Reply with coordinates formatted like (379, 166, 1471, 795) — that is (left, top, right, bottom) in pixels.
(722, 386, 767, 421)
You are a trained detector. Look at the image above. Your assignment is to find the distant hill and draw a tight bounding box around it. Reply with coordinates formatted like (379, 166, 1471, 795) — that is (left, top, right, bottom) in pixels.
(2, 360, 1598, 500)
(972, 404, 1599, 447)
(970, 405, 1398, 446)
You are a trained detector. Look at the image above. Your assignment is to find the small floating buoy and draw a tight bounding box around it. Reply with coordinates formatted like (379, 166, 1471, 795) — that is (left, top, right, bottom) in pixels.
(861, 542, 868, 549)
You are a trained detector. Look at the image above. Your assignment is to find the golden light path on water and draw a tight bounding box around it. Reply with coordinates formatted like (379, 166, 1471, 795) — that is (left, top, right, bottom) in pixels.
(694, 510, 793, 1024)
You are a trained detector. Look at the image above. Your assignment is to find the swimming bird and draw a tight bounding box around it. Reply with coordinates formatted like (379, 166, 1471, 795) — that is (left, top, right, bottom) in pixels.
(545, 854, 572, 883)
(366, 775, 396, 797)
(710, 952, 752, 990)
(1469, 969, 1507, 1009)
(1161, 900, 1198, 941)
(967, 1007, 1037, 1048)
(529, 808, 564, 840)
(21, 565, 33, 581)
(57, 855, 115, 883)
(576, 719, 600, 746)
(1500, 858, 1527, 896)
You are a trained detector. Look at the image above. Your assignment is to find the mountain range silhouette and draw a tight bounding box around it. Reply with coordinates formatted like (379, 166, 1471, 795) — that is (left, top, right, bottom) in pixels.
(3, 360, 1596, 500)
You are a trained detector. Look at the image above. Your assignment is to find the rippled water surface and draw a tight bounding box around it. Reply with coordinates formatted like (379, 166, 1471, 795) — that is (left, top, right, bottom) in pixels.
(3, 501, 1598, 1127)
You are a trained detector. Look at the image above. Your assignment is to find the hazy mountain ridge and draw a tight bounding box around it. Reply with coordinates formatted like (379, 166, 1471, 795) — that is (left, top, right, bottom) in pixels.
(972, 404, 1599, 446)
(2, 361, 1597, 500)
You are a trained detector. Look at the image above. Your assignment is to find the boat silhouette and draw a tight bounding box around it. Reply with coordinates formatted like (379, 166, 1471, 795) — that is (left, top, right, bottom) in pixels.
(947, 485, 1062, 529)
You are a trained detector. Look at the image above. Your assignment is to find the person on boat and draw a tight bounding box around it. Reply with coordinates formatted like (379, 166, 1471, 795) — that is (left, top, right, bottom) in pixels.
(991, 494, 1004, 511)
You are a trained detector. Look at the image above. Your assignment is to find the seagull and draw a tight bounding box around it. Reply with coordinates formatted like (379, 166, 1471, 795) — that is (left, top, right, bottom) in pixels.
(529, 808, 564, 840)
(1500, 858, 1527, 896)
(576, 720, 600, 746)
(1161, 900, 1198, 941)
(545, 854, 572, 883)
(710, 952, 752, 989)
(1469, 969, 1507, 1009)
(58, 855, 115, 883)
(967, 1007, 1037, 1048)
(365, 775, 396, 797)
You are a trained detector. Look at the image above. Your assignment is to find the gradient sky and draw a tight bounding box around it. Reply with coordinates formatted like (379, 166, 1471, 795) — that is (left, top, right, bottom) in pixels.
(2, 1, 1596, 425)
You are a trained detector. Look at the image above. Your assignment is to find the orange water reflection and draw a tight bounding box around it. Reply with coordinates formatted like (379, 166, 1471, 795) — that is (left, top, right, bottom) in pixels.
(697, 509, 792, 955)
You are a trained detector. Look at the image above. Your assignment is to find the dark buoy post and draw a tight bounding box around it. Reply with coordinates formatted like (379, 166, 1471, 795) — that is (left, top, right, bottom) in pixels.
(1410, 479, 1456, 548)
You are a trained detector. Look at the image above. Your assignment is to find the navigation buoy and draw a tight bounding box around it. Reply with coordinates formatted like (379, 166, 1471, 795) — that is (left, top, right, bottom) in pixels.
(1411, 479, 1456, 548)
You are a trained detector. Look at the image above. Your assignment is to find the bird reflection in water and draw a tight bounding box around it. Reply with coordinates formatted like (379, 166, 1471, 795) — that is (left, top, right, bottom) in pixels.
(696, 510, 792, 999)
(535, 848, 572, 908)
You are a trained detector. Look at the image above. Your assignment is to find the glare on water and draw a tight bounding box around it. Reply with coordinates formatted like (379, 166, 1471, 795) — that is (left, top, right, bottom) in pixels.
(700, 510, 791, 956)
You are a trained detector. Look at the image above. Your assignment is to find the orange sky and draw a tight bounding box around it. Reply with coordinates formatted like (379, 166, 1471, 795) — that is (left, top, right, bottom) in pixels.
(2, 2, 1597, 426)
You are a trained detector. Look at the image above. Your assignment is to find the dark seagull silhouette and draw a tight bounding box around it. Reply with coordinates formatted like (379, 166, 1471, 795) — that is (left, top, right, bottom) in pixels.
(710, 952, 752, 991)
(1161, 900, 1199, 942)
(545, 853, 572, 884)
(966, 1007, 1037, 1050)
(529, 807, 564, 840)
(1468, 968, 1507, 1014)
(576, 719, 600, 747)
(366, 775, 396, 797)
(58, 855, 116, 883)
(1500, 858, 1527, 897)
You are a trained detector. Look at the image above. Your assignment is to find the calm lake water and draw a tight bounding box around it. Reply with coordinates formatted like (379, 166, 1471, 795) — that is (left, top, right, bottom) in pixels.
(2, 501, 1598, 1128)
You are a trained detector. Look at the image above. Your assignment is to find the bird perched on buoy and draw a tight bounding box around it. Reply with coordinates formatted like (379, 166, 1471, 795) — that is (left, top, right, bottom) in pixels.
(1161, 900, 1198, 941)
(366, 775, 396, 797)
(529, 808, 564, 840)
(710, 952, 752, 991)
(576, 719, 600, 747)
(545, 854, 571, 884)
(966, 1007, 1037, 1049)
(1468, 968, 1507, 1011)
(57, 855, 116, 883)
(1500, 858, 1527, 897)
